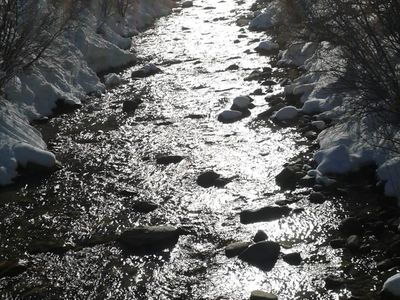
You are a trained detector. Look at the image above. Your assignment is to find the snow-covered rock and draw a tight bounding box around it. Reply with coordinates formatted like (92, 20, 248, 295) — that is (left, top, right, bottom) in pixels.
(255, 40, 279, 53)
(273, 106, 299, 121)
(249, 1, 282, 31)
(277, 42, 318, 67)
(218, 110, 243, 123)
(382, 273, 400, 298)
(104, 73, 123, 87)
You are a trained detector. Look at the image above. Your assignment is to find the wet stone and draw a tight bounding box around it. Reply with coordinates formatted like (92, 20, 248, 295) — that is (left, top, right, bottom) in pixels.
(156, 155, 184, 165)
(253, 230, 268, 242)
(225, 241, 252, 258)
(346, 235, 361, 251)
(330, 239, 346, 249)
(0, 261, 27, 278)
(377, 257, 400, 270)
(325, 275, 346, 289)
(339, 217, 363, 236)
(238, 241, 280, 270)
(226, 64, 240, 71)
(250, 290, 278, 300)
(275, 166, 299, 190)
(132, 201, 159, 213)
(240, 206, 291, 224)
(131, 63, 162, 78)
(123, 98, 143, 113)
(309, 192, 325, 204)
(28, 240, 71, 255)
(182, 0, 193, 8)
(196, 171, 231, 188)
(283, 252, 302, 265)
(118, 225, 180, 252)
(184, 114, 206, 119)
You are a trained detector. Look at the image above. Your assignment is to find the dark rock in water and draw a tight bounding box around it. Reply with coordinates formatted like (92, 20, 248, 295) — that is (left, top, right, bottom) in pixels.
(225, 241, 252, 258)
(118, 225, 180, 252)
(261, 80, 277, 86)
(250, 290, 278, 300)
(182, 1, 193, 8)
(309, 192, 325, 204)
(377, 257, 400, 270)
(76, 234, 117, 248)
(123, 98, 143, 113)
(240, 206, 291, 224)
(156, 155, 184, 165)
(330, 239, 346, 249)
(132, 201, 159, 213)
(386, 239, 400, 256)
(298, 175, 315, 187)
(325, 275, 346, 289)
(196, 171, 231, 188)
(238, 241, 280, 270)
(257, 103, 285, 119)
(28, 240, 71, 255)
(346, 235, 361, 251)
(52, 98, 82, 116)
(283, 252, 302, 265)
(253, 230, 268, 242)
(251, 88, 263, 95)
(275, 166, 299, 190)
(339, 217, 363, 236)
(0, 261, 27, 278)
(184, 114, 206, 119)
(226, 64, 240, 71)
(131, 63, 162, 78)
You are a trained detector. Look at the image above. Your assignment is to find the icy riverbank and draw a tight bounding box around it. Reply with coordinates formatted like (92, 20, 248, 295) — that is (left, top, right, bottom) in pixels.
(0, 0, 176, 185)
(251, 0, 400, 202)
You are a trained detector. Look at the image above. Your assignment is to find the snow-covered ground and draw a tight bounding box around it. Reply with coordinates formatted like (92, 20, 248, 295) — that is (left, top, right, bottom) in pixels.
(250, 0, 400, 202)
(0, 0, 175, 185)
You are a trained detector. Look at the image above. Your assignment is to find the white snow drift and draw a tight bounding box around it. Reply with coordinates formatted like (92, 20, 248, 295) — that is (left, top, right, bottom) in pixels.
(0, 0, 175, 185)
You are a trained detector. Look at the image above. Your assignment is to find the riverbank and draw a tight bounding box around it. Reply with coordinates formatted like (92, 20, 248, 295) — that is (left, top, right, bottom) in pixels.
(0, 0, 176, 186)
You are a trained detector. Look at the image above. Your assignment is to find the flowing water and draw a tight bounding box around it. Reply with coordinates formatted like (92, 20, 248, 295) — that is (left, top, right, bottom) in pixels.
(0, 1, 380, 299)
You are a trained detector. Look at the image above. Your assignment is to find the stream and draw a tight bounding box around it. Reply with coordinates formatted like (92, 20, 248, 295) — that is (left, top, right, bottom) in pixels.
(0, 0, 386, 299)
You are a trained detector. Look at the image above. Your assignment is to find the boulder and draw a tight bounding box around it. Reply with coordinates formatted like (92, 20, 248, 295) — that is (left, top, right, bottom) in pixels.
(218, 110, 243, 123)
(104, 73, 122, 87)
(283, 252, 302, 265)
(131, 63, 162, 78)
(123, 98, 143, 113)
(309, 192, 325, 204)
(0, 261, 27, 278)
(225, 241, 252, 258)
(182, 1, 193, 8)
(273, 106, 299, 121)
(255, 41, 279, 53)
(250, 290, 278, 300)
(118, 225, 180, 252)
(339, 217, 363, 236)
(275, 166, 298, 190)
(239, 241, 280, 270)
(253, 230, 268, 242)
(231, 96, 252, 111)
(196, 171, 231, 188)
(382, 273, 400, 299)
(240, 206, 291, 224)
(132, 201, 159, 213)
(156, 155, 184, 165)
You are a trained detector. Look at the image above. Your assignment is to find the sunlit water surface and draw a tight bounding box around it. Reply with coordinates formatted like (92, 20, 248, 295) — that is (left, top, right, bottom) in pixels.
(0, 1, 361, 299)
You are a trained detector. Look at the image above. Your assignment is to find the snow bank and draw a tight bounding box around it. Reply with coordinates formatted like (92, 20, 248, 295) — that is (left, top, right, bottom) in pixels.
(276, 39, 400, 200)
(0, 0, 175, 185)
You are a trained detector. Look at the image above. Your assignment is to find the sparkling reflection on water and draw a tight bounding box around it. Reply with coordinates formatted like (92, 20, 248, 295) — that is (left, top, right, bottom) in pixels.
(0, 0, 350, 299)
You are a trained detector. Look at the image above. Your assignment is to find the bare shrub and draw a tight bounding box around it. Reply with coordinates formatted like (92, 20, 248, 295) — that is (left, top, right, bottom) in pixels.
(0, 0, 79, 91)
(296, 0, 400, 151)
